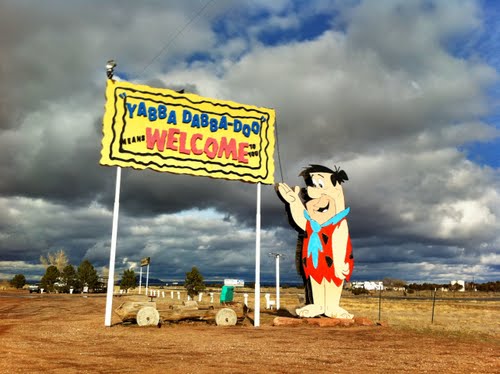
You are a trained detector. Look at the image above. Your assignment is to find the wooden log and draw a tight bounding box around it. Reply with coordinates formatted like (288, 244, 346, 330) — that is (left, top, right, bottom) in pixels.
(159, 303, 246, 323)
(137, 306, 160, 326)
(182, 300, 199, 309)
(115, 301, 156, 321)
(170, 304, 214, 311)
(215, 308, 237, 326)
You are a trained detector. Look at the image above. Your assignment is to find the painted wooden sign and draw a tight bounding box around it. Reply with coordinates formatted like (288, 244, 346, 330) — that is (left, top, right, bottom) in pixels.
(277, 165, 354, 319)
(101, 80, 275, 184)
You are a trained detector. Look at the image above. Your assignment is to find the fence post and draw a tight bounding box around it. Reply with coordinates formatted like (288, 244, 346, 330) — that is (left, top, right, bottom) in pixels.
(378, 287, 382, 321)
(431, 288, 437, 323)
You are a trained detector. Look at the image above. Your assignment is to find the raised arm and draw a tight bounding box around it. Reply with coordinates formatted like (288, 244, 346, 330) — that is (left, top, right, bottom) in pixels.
(276, 183, 306, 231)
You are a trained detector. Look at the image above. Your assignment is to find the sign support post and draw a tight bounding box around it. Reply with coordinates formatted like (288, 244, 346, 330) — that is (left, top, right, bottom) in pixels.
(139, 267, 142, 294)
(104, 166, 122, 327)
(146, 263, 150, 296)
(254, 183, 261, 327)
(140, 257, 150, 295)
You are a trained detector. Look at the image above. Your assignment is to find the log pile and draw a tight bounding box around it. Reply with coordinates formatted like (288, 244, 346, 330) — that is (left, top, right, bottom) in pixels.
(115, 301, 156, 322)
(114, 300, 247, 326)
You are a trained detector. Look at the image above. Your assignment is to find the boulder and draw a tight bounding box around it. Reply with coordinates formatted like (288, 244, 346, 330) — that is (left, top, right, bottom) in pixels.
(305, 318, 341, 327)
(273, 317, 304, 326)
(354, 317, 374, 326)
(338, 318, 355, 327)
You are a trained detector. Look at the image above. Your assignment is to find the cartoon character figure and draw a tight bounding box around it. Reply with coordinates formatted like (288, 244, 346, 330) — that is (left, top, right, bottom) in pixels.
(277, 164, 354, 318)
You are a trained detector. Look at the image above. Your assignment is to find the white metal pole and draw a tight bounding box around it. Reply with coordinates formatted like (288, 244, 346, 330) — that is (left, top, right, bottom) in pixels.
(139, 267, 142, 294)
(276, 254, 280, 310)
(146, 263, 150, 296)
(254, 183, 261, 327)
(104, 167, 122, 327)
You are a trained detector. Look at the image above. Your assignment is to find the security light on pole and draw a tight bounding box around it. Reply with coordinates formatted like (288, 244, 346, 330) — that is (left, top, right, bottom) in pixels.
(106, 60, 116, 79)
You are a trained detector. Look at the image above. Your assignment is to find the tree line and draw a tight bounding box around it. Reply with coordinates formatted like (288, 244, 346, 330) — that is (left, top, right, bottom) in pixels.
(375, 278, 500, 292)
(8, 260, 101, 293)
(8, 251, 208, 295)
(405, 281, 500, 292)
(40, 259, 101, 293)
(117, 266, 206, 297)
(7, 250, 102, 293)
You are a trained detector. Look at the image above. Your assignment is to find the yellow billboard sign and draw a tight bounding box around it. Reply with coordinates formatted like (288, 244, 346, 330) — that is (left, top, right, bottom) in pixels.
(140, 257, 150, 267)
(100, 80, 275, 184)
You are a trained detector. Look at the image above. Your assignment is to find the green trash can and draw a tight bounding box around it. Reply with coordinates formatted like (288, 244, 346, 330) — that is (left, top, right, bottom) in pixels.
(220, 285, 234, 303)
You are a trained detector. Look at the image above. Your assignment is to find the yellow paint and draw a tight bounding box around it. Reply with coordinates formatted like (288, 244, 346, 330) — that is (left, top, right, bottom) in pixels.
(101, 79, 275, 184)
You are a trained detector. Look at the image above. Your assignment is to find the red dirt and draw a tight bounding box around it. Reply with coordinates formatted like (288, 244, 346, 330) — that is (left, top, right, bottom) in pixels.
(0, 292, 498, 373)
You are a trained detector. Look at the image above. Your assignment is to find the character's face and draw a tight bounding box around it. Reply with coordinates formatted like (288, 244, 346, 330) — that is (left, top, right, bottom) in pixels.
(305, 172, 344, 224)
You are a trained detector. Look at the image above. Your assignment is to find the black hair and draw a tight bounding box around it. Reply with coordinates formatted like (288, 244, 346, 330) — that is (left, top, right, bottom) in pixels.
(299, 164, 348, 187)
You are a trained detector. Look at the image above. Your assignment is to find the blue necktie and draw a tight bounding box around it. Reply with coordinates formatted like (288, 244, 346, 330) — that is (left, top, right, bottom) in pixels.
(304, 207, 350, 268)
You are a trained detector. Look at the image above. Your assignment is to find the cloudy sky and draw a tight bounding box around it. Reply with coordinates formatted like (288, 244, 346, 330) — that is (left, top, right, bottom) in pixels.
(1, 0, 499, 285)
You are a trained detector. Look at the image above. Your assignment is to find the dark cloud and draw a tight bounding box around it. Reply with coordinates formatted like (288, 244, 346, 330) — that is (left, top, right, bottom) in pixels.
(0, 1, 498, 285)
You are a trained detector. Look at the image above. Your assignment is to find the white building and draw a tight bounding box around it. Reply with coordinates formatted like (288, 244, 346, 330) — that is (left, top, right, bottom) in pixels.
(224, 279, 245, 287)
(450, 280, 465, 292)
(352, 281, 384, 291)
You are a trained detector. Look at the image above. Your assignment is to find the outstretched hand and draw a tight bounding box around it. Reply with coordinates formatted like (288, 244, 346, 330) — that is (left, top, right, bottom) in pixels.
(276, 183, 301, 204)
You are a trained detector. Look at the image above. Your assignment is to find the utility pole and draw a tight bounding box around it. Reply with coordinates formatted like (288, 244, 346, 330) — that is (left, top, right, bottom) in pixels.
(269, 252, 285, 310)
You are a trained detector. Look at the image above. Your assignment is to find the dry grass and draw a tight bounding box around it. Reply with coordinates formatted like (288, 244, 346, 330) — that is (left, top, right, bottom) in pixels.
(0, 280, 12, 290)
(2, 290, 498, 374)
(175, 287, 500, 342)
(142, 286, 499, 343)
(341, 296, 499, 341)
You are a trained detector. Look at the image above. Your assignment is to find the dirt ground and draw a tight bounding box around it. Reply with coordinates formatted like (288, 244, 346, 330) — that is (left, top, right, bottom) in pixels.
(0, 291, 498, 374)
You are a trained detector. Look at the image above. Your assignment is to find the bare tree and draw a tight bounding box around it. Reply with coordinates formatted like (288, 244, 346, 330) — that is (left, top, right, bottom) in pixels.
(40, 249, 69, 272)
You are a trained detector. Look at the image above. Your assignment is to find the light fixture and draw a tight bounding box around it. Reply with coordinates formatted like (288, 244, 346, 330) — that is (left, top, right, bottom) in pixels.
(106, 59, 117, 79)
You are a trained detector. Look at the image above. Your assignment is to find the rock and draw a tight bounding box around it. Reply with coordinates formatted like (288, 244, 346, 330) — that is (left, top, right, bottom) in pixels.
(338, 318, 355, 327)
(274, 316, 375, 328)
(354, 317, 374, 326)
(305, 318, 341, 327)
(273, 317, 304, 326)
(376, 320, 389, 327)
(306, 317, 356, 327)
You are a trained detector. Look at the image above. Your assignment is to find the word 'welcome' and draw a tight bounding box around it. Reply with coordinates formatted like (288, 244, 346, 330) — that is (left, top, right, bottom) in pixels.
(146, 127, 250, 163)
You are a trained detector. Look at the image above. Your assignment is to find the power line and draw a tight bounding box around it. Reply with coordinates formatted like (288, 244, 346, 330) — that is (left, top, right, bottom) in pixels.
(274, 118, 285, 183)
(115, 1, 288, 185)
(137, 0, 216, 78)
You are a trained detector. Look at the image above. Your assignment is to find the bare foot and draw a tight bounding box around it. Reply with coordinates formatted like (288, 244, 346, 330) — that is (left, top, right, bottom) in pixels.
(296, 304, 323, 318)
(324, 306, 353, 319)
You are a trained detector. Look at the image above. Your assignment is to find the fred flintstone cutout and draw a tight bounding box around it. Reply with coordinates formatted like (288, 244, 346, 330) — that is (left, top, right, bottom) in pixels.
(277, 165, 354, 318)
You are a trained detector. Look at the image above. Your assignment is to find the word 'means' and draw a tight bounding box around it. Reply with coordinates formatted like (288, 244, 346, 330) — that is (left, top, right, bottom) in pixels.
(126, 102, 262, 138)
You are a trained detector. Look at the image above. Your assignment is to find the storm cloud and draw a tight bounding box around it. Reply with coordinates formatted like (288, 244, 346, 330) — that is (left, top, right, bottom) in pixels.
(0, 0, 498, 285)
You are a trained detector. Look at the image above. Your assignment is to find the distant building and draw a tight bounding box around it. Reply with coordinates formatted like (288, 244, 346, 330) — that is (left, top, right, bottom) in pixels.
(224, 279, 245, 287)
(450, 280, 465, 292)
(351, 281, 384, 291)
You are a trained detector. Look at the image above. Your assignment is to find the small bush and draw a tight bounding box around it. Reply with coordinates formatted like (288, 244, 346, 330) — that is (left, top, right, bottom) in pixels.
(352, 287, 370, 295)
(10, 274, 26, 289)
